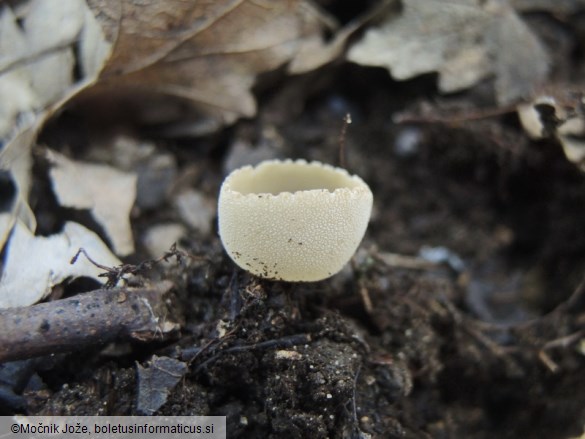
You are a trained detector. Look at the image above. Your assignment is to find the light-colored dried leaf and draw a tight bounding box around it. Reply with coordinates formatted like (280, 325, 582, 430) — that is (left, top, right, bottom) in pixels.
(0, 115, 34, 199)
(348, 0, 489, 82)
(558, 117, 585, 172)
(485, 6, 549, 105)
(0, 0, 92, 139)
(78, 3, 112, 77)
(26, 49, 76, 107)
(22, 0, 84, 55)
(174, 190, 215, 235)
(80, 0, 329, 134)
(0, 126, 37, 248)
(517, 100, 549, 139)
(0, 6, 36, 138)
(347, 0, 549, 104)
(48, 150, 137, 256)
(437, 46, 491, 92)
(0, 220, 121, 309)
(559, 136, 585, 171)
(0, 213, 17, 266)
(0, 69, 36, 138)
(517, 91, 585, 172)
(0, 5, 27, 70)
(143, 223, 186, 259)
(288, 0, 392, 74)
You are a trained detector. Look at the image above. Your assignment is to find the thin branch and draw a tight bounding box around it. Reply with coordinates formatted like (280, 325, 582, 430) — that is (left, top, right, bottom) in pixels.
(71, 244, 203, 288)
(351, 365, 361, 427)
(393, 104, 517, 125)
(338, 113, 352, 169)
(0, 283, 178, 363)
(194, 333, 312, 372)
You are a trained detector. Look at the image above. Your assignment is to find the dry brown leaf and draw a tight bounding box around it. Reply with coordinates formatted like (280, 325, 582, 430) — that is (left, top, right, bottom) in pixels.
(347, 0, 550, 105)
(81, 0, 330, 134)
(1, 0, 338, 138)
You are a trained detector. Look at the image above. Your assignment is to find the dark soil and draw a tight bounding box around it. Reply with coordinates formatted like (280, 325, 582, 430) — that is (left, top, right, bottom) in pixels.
(3, 8, 585, 439)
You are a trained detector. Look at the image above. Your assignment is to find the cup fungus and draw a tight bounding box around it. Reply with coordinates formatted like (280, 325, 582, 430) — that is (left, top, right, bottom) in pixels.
(218, 159, 373, 282)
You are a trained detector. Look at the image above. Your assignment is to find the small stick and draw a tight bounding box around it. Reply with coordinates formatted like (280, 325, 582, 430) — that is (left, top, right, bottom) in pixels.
(393, 104, 517, 125)
(338, 113, 352, 169)
(351, 365, 361, 427)
(358, 283, 373, 314)
(194, 333, 311, 372)
(228, 270, 241, 321)
(0, 283, 177, 363)
(71, 244, 199, 289)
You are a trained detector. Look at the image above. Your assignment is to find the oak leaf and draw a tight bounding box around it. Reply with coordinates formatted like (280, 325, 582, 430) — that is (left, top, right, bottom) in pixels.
(83, 0, 330, 134)
(347, 0, 550, 104)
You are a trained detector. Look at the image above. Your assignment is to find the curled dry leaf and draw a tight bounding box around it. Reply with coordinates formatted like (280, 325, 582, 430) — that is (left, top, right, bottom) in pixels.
(1, 0, 343, 140)
(48, 150, 137, 256)
(347, 0, 550, 105)
(80, 0, 332, 135)
(0, 221, 121, 309)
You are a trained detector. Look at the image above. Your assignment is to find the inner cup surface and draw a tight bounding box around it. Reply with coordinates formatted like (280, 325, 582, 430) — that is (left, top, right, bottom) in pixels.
(228, 161, 361, 195)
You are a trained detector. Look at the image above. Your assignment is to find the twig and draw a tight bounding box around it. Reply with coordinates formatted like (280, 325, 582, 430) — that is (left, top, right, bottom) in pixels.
(358, 283, 373, 314)
(71, 244, 201, 288)
(338, 113, 352, 169)
(537, 350, 559, 373)
(542, 330, 585, 351)
(440, 296, 511, 358)
(374, 252, 438, 271)
(559, 273, 585, 312)
(535, 329, 585, 373)
(393, 104, 517, 125)
(194, 333, 312, 372)
(351, 365, 361, 427)
(182, 326, 239, 364)
(0, 283, 177, 363)
(229, 270, 241, 320)
(474, 271, 585, 334)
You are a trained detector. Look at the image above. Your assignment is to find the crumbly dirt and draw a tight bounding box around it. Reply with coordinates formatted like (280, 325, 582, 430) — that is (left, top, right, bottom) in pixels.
(4, 11, 585, 439)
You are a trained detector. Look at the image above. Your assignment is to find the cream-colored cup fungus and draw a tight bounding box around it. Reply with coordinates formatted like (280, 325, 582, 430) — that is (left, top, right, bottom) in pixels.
(218, 159, 373, 282)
